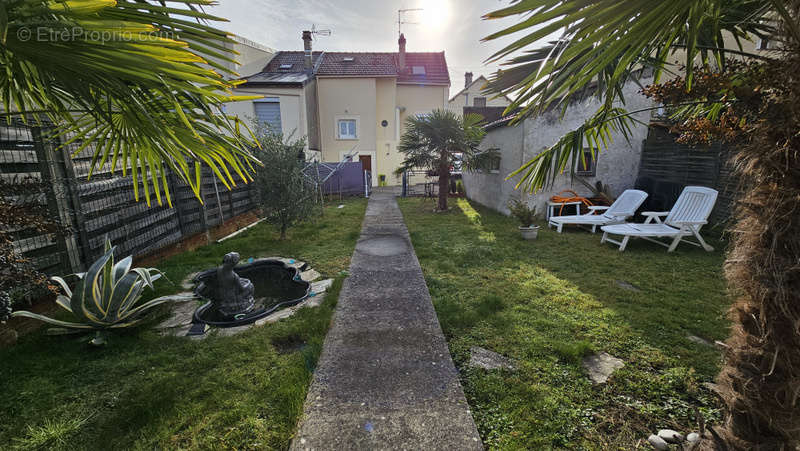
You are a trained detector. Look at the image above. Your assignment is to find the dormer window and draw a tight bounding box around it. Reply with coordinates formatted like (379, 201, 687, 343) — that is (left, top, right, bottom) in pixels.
(412, 66, 426, 75)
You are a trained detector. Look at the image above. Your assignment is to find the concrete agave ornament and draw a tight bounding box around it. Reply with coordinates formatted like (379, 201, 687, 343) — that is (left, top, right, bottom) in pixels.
(11, 238, 172, 345)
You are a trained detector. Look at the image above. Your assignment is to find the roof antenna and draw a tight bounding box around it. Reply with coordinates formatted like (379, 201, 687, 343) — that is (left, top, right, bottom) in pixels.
(311, 24, 332, 37)
(398, 8, 423, 37)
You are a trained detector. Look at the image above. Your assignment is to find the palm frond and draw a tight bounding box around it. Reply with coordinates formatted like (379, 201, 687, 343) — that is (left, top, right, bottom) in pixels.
(1, 0, 262, 203)
(483, 0, 774, 192)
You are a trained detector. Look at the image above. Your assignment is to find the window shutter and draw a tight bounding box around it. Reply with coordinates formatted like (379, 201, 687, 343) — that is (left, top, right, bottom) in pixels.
(254, 100, 282, 133)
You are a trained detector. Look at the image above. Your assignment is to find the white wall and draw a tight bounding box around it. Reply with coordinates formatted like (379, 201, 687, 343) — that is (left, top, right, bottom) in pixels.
(227, 86, 306, 148)
(463, 75, 654, 216)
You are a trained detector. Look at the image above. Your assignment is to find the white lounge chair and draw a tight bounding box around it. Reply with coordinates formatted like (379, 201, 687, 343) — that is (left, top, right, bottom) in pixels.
(548, 189, 648, 233)
(600, 186, 718, 252)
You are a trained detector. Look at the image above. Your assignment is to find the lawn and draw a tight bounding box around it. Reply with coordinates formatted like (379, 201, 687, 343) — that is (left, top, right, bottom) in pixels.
(0, 198, 367, 451)
(399, 197, 730, 449)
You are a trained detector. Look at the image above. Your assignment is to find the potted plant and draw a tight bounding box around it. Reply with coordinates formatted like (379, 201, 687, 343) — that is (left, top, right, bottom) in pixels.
(508, 198, 539, 240)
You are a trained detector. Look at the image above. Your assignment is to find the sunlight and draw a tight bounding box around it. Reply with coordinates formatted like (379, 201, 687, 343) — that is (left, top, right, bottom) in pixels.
(457, 198, 495, 243)
(420, 1, 451, 28)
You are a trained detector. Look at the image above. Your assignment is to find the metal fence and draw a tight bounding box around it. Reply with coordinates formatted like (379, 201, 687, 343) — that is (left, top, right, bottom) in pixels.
(1, 118, 257, 276)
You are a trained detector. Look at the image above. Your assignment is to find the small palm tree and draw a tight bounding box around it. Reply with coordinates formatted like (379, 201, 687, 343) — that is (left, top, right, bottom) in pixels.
(397, 109, 487, 211)
(1, 0, 261, 204)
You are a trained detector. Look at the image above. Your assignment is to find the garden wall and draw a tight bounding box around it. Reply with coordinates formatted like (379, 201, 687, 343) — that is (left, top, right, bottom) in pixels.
(463, 74, 654, 216)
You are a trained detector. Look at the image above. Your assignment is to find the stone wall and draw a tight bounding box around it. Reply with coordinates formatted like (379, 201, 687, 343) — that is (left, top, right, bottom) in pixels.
(463, 76, 654, 217)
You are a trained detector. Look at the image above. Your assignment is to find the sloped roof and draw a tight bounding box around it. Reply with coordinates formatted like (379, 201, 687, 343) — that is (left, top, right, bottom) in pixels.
(448, 75, 512, 103)
(317, 52, 397, 77)
(243, 50, 450, 86)
(397, 53, 450, 85)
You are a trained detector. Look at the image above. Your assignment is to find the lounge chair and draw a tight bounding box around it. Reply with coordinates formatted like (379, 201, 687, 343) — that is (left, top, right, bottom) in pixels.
(600, 186, 718, 252)
(548, 189, 648, 233)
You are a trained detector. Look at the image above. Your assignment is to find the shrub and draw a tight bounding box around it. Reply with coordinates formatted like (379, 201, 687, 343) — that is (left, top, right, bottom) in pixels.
(507, 198, 537, 227)
(455, 179, 465, 194)
(0, 177, 63, 307)
(253, 129, 320, 240)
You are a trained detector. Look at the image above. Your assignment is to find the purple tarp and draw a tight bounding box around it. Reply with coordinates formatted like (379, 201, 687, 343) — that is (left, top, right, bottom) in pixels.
(317, 162, 365, 196)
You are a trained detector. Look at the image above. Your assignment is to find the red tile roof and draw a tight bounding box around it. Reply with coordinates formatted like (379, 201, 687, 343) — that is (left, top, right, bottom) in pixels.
(317, 52, 397, 77)
(398, 52, 450, 85)
(255, 51, 450, 86)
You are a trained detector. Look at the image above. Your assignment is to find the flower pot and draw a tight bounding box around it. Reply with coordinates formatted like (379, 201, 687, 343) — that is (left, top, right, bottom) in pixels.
(519, 225, 540, 240)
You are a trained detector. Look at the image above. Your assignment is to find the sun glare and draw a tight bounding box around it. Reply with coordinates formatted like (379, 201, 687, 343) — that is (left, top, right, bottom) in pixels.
(421, 1, 450, 28)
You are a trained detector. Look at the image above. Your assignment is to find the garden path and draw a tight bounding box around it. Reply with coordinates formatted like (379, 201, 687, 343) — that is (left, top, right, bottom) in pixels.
(291, 189, 482, 450)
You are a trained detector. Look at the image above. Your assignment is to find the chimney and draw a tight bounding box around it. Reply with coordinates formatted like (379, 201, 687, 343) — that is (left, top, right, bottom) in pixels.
(302, 30, 313, 70)
(465, 72, 473, 88)
(398, 33, 406, 71)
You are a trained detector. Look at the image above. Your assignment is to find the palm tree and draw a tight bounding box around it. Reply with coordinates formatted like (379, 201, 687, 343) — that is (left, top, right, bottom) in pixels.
(483, 1, 798, 448)
(1, 0, 261, 205)
(397, 109, 487, 211)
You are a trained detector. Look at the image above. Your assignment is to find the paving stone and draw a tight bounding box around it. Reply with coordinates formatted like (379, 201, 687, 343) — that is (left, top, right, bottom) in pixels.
(615, 280, 641, 292)
(583, 352, 625, 384)
(468, 346, 515, 371)
(300, 269, 321, 282)
(291, 191, 481, 450)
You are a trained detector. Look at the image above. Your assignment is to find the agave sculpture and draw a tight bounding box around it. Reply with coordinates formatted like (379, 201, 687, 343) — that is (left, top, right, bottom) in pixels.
(11, 239, 173, 344)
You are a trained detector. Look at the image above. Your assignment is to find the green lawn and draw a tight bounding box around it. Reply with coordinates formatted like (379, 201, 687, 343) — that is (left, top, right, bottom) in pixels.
(0, 198, 366, 451)
(399, 197, 730, 450)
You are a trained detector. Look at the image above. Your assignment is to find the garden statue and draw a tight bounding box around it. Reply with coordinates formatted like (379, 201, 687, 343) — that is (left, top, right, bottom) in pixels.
(211, 252, 255, 318)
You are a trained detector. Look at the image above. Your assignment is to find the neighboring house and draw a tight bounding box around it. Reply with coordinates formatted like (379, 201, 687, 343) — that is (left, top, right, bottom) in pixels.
(229, 32, 451, 185)
(447, 73, 511, 113)
(463, 74, 654, 216)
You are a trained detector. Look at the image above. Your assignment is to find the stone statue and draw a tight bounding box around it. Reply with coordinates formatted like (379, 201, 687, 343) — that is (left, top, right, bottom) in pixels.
(214, 252, 255, 318)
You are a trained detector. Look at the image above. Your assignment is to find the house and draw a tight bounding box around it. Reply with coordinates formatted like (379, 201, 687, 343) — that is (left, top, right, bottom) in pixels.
(224, 31, 320, 156)
(447, 73, 511, 113)
(228, 32, 451, 185)
(462, 74, 654, 216)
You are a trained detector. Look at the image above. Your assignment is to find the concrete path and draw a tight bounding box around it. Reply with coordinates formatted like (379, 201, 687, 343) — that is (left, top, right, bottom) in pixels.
(291, 190, 482, 450)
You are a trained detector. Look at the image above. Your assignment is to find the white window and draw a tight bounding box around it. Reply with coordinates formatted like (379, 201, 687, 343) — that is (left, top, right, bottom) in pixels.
(338, 119, 357, 139)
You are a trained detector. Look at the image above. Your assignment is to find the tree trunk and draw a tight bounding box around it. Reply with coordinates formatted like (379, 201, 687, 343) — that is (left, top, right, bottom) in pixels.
(280, 224, 287, 240)
(437, 160, 449, 211)
(710, 52, 800, 449)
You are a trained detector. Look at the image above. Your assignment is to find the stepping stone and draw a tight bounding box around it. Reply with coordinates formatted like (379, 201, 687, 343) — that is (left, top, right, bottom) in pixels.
(300, 269, 321, 282)
(615, 280, 641, 292)
(583, 352, 625, 384)
(468, 346, 515, 371)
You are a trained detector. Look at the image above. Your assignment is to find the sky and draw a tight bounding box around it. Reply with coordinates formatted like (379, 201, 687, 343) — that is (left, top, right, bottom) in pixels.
(207, 0, 540, 98)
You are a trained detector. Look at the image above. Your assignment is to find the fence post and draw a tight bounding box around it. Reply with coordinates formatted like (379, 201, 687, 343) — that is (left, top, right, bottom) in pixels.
(199, 171, 211, 244)
(58, 140, 92, 269)
(168, 170, 186, 238)
(31, 125, 83, 273)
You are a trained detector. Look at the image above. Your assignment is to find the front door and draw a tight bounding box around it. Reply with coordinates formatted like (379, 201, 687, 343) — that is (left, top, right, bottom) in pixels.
(358, 155, 372, 173)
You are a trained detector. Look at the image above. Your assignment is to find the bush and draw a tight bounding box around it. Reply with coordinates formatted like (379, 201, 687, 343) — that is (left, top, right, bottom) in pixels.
(507, 198, 537, 227)
(253, 129, 320, 240)
(0, 177, 62, 308)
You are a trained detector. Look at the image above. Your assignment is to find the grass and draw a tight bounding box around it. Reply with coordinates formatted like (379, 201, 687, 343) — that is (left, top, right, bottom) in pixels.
(398, 197, 730, 449)
(0, 198, 366, 451)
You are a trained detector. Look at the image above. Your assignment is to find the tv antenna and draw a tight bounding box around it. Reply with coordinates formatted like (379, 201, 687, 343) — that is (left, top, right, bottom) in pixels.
(311, 24, 332, 37)
(398, 8, 423, 37)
